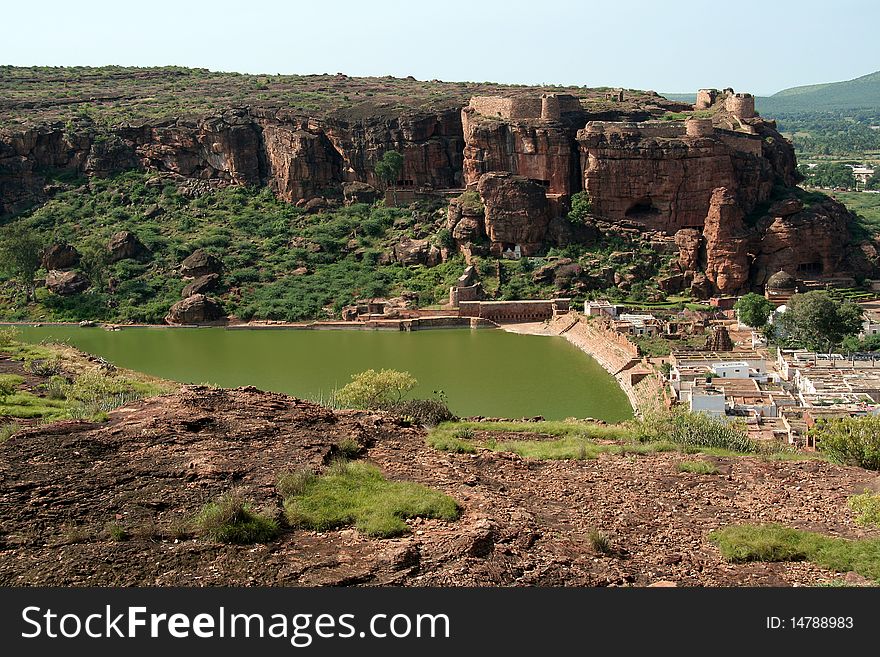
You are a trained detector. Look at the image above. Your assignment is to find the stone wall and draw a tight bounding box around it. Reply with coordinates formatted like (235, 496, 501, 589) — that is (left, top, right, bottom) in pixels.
(459, 298, 569, 323)
(685, 118, 714, 137)
(695, 89, 719, 110)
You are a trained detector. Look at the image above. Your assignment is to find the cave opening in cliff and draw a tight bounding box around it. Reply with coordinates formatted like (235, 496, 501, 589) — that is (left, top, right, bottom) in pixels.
(797, 261, 823, 276)
(624, 197, 661, 221)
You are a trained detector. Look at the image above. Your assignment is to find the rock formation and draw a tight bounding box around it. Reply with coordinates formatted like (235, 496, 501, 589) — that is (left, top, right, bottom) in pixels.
(42, 243, 80, 271)
(107, 231, 149, 263)
(180, 249, 222, 278)
(392, 238, 442, 267)
(702, 187, 750, 294)
(181, 273, 221, 298)
(476, 172, 550, 256)
(45, 270, 90, 296)
(165, 294, 225, 324)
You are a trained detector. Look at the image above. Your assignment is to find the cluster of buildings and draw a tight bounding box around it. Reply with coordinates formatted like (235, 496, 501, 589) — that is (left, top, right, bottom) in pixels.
(668, 343, 880, 447)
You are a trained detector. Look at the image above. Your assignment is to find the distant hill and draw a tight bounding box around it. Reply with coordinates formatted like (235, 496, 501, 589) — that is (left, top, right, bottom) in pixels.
(759, 70, 880, 113)
(661, 71, 880, 115)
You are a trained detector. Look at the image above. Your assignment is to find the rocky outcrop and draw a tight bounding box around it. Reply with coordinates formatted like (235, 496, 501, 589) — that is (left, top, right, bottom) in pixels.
(180, 249, 222, 278)
(342, 181, 379, 205)
(750, 199, 852, 287)
(393, 238, 442, 267)
(164, 294, 225, 324)
(42, 243, 80, 271)
(45, 270, 90, 295)
(181, 273, 221, 298)
(703, 187, 750, 294)
(674, 228, 703, 272)
(476, 172, 549, 256)
(107, 231, 148, 263)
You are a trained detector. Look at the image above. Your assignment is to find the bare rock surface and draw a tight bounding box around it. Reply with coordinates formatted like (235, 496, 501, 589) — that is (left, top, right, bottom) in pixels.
(0, 386, 877, 587)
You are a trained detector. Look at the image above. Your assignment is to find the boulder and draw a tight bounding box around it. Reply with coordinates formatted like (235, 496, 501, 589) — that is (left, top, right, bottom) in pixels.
(180, 249, 222, 278)
(181, 273, 221, 298)
(674, 228, 703, 272)
(45, 270, 90, 296)
(107, 231, 148, 263)
(342, 181, 378, 206)
(393, 238, 442, 267)
(42, 243, 80, 270)
(165, 294, 225, 325)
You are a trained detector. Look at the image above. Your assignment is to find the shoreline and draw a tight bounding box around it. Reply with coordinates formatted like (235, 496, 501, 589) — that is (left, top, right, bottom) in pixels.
(1, 316, 497, 332)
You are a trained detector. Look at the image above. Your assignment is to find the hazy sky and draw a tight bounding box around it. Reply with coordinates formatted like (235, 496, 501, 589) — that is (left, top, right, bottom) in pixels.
(2, 0, 877, 94)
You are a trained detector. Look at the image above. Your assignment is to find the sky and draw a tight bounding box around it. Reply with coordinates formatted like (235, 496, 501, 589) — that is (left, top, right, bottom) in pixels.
(1, 0, 877, 95)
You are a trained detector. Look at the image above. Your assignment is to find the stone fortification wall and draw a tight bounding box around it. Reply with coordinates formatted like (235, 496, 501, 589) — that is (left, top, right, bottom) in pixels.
(716, 130, 763, 157)
(469, 94, 580, 121)
(582, 121, 687, 140)
(469, 96, 543, 120)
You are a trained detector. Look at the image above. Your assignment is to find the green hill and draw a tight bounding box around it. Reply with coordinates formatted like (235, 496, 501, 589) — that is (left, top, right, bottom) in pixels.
(758, 70, 880, 113)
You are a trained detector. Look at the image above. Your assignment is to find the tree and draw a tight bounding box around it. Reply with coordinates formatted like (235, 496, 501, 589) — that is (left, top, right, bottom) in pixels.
(335, 368, 417, 409)
(374, 151, 404, 205)
(0, 224, 43, 303)
(567, 191, 592, 225)
(778, 291, 864, 353)
(734, 293, 774, 329)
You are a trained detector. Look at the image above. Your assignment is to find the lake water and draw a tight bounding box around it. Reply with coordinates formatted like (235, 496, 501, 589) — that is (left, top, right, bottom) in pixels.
(14, 326, 633, 422)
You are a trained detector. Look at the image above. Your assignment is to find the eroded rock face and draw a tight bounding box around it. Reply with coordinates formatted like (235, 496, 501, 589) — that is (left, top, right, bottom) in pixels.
(462, 109, 577, 195)
(165, 294, 225, 324)
(750, 200, 851, 287)
(674, 228, 703, 272)
(180, 249, 222, 278)
(45, 270, 90, 295)
(107, 231, 148, 263)
(703, 187, 750, 294)
(477, 172, 549, 256)
(42, 243, 80, 271)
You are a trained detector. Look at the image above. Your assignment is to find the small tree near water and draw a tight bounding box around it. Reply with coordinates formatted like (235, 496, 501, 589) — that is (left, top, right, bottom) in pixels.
(335, 368, 417, 410)
(0, 224, 43, 303)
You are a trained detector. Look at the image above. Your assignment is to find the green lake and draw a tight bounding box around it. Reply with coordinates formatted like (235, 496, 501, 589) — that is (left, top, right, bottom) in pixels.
(14, 326, 633, 422)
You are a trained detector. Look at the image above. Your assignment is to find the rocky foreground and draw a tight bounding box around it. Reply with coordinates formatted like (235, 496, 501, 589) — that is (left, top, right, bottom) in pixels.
(1, 386, 878, 586)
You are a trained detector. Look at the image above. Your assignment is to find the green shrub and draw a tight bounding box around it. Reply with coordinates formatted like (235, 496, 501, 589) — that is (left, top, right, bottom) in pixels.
(638, 408, 756, 453)
(195, 491, 279, 544)
(387, 398, 455, 426)
(451, 426, 474, 440)
(588, 529, 613, 554)
(0, 374, 24, 403)
(0, 422, 21, 443)
(335, 368, 417, 410)
(44, 375, 67, 400)
(677, 460, 720, 474)
(24, 358, 62, 377)
(848, 491, 880, 527)
(567, 191, 592, 224)
(336, 437, 362, 459)
(283, 461, 459, 538)
(813, 416, 880, 470)
(105, 523, 129, 541)
(0, 327, 20, 348)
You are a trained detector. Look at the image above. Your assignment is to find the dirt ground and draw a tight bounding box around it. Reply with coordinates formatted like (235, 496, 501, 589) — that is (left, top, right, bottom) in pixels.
(0, 385, 878, 587)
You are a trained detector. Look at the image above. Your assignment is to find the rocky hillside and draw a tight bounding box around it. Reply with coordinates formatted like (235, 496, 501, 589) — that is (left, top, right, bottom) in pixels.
(1, 66, 878, 323)
(1, 385, 877, 586)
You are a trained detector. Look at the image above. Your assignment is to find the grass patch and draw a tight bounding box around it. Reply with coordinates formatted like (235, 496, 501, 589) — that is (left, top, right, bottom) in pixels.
(588, 529, 614, 554)
(677, 460, 720, 474)
(276, 468, 317, 498)
(710, 524, 880, 582)
(195, 491, 279, 544)
(283, 461, 459, 538)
